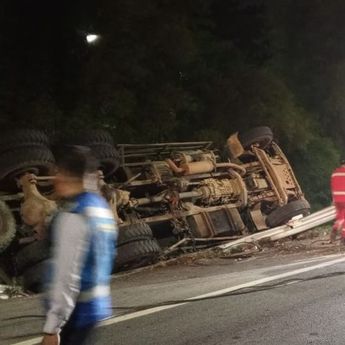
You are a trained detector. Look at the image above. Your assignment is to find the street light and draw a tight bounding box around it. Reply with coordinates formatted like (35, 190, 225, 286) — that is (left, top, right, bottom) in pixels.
(86, 34, 100, 44)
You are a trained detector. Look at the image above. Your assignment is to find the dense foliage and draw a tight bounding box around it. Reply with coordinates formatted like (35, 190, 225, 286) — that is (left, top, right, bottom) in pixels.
(0, 0, 343, 208)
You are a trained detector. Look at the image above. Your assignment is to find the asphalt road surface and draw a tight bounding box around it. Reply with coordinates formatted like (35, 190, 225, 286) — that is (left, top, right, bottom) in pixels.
(2, 252, 345, 345)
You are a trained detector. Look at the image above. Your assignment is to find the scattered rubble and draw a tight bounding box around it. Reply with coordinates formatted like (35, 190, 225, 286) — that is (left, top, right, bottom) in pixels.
(0, 284, 28, 300)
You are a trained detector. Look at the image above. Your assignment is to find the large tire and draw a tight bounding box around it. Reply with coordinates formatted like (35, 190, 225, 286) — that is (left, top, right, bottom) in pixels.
(22, 260, 47, 293)
(0, 146, 55, 189)
(91, 144, 120, 176)
(15, 239, 50, 274)
(0, 130, 49, 153)
(115, 239, 161, 271)
(0, 201, 16, 253)
(60, 130, 119, 176)
(266, 199, 311, 228)
(117, 223, 153, 246)
(239, 126, 273, 150)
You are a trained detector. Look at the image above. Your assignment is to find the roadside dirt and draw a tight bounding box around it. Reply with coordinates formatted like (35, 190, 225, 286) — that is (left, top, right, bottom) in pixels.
(115, 225, 341, 280)
(1, 226, 341, 299)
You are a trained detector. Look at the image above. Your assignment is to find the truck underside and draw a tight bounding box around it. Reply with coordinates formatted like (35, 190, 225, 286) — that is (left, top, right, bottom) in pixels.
(0, 127, 310, 292)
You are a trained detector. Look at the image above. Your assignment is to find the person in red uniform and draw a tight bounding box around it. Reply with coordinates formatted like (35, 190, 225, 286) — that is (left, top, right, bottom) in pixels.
(330, 160, 345, 243)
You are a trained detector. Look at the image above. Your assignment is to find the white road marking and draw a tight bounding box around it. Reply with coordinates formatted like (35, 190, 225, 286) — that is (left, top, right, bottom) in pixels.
(10, 254, 345, 345)
(111, 253, 341, 282)
(258, 253, 341, 270)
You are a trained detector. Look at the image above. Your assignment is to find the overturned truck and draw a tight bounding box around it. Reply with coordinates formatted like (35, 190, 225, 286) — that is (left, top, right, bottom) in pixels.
(0, 127, 310, 291)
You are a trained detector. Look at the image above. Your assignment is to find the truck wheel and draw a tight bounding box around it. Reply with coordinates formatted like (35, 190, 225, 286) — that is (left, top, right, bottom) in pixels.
(239, 126, 273, 150)
(115, 239, 161, 271)
(15, 239, 50, 274)
(90, 144, 120, 177)
(61, 130, 119, 176)
(117, 223, 153, 246)
(0, 129, 49, 153)
(0, 146, 55, 190)
(22, 260, 47, 293)
(266, 199, 311, 228)
(0, 201, 16, 254)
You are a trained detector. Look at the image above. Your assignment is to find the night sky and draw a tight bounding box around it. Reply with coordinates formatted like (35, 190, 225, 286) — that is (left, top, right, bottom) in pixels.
(0, 0, 344, 206)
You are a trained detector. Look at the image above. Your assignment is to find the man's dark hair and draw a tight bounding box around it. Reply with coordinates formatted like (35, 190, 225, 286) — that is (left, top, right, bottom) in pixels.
(341, 159, 345, 166)
(54, 145, 100, 178)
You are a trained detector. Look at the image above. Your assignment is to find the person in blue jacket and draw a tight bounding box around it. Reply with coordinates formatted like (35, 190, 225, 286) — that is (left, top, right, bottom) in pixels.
(41, 146, 117, 345)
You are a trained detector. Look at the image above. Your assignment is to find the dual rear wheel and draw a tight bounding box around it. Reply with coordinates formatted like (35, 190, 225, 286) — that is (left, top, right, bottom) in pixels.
(0, 130, 54, 254)
(115, 223, 161, 271)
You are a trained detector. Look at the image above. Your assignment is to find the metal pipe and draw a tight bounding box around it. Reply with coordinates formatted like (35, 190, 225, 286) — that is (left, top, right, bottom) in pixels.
(35, 176, 56, 181)
(216, 163, 246, 176)
(135, 190, 203, 206)
(118, 141, 212, 148)
(166, 159, 184, 174)
(166, 159, 215, 175)
(163, 236, 243, 255)
(118, 172, 142, 188)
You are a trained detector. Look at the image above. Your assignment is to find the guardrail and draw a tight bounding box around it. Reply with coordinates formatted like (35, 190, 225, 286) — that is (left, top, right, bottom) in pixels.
(219, 206, 336, 250)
